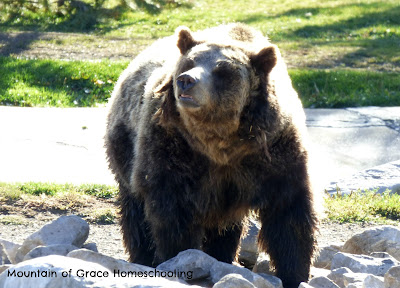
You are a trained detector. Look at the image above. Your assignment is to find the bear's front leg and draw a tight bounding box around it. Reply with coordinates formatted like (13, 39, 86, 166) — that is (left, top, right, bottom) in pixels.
(258, 178, 317, 288)
(144, 198, 204, 265)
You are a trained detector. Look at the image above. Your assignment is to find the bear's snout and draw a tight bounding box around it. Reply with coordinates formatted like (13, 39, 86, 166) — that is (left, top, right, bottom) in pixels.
(177, 74, 198, 91)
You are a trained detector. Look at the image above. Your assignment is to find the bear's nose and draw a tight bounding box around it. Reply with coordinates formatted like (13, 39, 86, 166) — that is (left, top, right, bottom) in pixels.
(176, 74, 197, 91)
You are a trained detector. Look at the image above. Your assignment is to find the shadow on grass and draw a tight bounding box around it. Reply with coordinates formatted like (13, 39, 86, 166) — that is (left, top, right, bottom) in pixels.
(240, 2, 399, 70)
(289, 3, 400, 70)
(0, 0, 192, 34)
(0, 31, 41, 57)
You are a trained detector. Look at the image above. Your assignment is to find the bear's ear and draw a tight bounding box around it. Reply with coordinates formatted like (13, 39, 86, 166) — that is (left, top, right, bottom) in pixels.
(176, 26, 197, 55)
(251, 45, 278, 75)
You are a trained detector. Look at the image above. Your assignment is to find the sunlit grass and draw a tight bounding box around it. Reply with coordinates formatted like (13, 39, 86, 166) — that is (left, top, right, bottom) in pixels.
(0, 57, 128, 107)
(324, 189, 400, 224)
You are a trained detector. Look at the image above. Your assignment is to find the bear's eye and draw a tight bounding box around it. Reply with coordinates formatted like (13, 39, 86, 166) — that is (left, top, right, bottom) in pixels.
(213, 61, 234, 77)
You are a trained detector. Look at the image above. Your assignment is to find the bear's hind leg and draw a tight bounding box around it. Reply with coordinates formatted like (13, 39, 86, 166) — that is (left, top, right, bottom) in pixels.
(202, 223, 243, 263)
(119, 185, 155, 266)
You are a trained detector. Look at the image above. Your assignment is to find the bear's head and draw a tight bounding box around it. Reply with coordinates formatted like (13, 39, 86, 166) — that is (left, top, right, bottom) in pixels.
(156, 25, 279, 165)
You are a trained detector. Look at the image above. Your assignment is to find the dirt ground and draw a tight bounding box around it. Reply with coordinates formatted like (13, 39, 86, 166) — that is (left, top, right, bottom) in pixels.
(1, 31, 397, 72)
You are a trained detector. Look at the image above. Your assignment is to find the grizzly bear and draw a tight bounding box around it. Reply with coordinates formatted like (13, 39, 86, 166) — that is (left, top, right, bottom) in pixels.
(105, 23, 318, 288)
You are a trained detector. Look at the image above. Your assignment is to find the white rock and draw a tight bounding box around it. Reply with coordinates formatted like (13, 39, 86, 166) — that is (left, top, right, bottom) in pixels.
(310, 267, 331, 279)
(343, 272, 369, 285)
(299, 283, 314, 288)
(156, 249, 217, 280)
(210, 261, 280, 288)
(0, 239, 21, 264)
(0, 255, 110, 288)
(68, 249, 155, 274)
(23, 244, 79, 261)
(384, 265, 400, 288)
(342, 226, 400, 261)
(308, 276, 340, 287)
(331, 252, 399, 276)
(314, 245, 341, 269)
(239, 219, 260, 268)
(252, 253, 273, 274)
(213, 273, 256, 288)
(0, 255, 201, 288)
(347, 284, 362, 288)
(327, 267, 352, 288)
(15, 215, 89, 263)
(362, 275, 384, 288)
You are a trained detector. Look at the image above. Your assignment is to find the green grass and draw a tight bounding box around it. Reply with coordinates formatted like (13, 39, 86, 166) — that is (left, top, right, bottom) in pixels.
(324, 189, 400, 224)
(0, 182, 118, 199)
(0, 0, 399, 107)
(1, 56, 399, 107)
(0, 57, 127, 107)
(292, 69, 400, 108)
(2, 182, 400, 225)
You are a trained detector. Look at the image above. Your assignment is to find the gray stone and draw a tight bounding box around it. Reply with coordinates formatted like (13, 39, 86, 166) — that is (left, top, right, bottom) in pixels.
(0, 255, 201, 288)
(326, 160, 400, 195)
(343, 272, 371, 286)
(308, 276, 340, 288)
(213, 273, 256, 288)
(0, 239, 21, 264)
(15, 215, 89, 263)
(342, 226, 400, 261)
(82, 242, 98, 253)
(23, 244, 79, 261)
(332, 252, 399, 277)
(0, 245, 10, 265)
(384, 265, 400, 288)
(156, 249, 217, 280)
(314, 245, 341, 269)
(252, 253, 273, 275)
(0, 265, 12, 275)
(257, 273, 283, 288)
(327, 267, 352, 288)
(370, 252, 393, 259)
(239, 219, 260, 268)
(210, 261, 279, 288)
(305, 107, 400, 191)
(362, 275, 384, 288)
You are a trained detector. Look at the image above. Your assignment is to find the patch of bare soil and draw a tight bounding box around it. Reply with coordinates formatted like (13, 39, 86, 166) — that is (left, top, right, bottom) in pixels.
(0, 31, 151, 61)
(1, 31, 398, 72)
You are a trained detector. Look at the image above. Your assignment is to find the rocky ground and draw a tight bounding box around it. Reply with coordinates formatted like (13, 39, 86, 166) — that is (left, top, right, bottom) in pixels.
(0, 200, 382, 262)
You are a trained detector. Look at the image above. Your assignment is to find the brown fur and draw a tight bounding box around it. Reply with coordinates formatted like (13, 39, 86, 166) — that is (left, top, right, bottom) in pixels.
(105, 24, 318, 288)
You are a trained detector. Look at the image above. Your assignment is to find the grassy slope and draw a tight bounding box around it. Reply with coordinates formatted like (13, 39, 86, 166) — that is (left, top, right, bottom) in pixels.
(0, 0, 399, 107)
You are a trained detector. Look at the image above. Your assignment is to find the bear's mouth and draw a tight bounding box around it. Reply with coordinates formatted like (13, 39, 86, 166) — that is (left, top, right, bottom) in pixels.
(178, 94, 199, 107)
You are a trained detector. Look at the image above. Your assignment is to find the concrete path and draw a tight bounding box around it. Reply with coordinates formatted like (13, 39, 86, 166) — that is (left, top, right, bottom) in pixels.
(0, 106, 399, 192)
